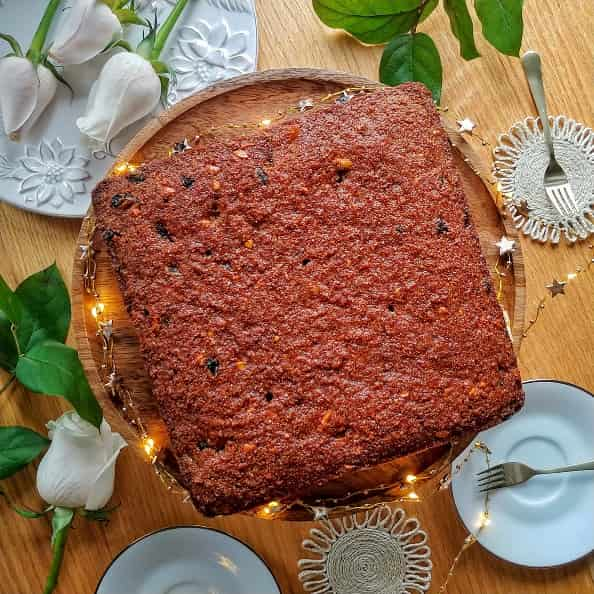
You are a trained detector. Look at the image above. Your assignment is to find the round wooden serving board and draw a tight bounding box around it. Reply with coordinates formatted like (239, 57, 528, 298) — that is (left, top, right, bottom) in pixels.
(72, 69, 526, 517)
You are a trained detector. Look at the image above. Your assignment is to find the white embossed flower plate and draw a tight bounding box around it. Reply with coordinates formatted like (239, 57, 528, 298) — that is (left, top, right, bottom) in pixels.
(0, 0, 258, 217)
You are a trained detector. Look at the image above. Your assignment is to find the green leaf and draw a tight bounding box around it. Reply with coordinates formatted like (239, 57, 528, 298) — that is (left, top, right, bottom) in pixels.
(474, 0, 524, 56)
(0, 312, 18, 372)
(0, 426, 50, 479)
(15, 263, 71, 344)
(0, 275, 47, 354)
(313, 0, 422, 44)
(16, 341, 103, 429)
(43, 59, 75, 99)
(444, 0, 479, 60)
(79, 503, 119, 522)
(13, 506, 50, 519)
(114, 8, 149, 26)
(380, 32, 443, 102)
(0, 489, 52, 517)
(0, 33, 23, 56)
(51, 507, 74, 549)
(419, 0, 439, 21)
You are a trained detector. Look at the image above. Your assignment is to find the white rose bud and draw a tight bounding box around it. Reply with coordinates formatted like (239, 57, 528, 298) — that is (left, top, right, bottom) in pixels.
(0, 57, 57, 140)
(36, 411, 127, 510)
(76, 52, 161, 146)
(49, 0, 122, 66)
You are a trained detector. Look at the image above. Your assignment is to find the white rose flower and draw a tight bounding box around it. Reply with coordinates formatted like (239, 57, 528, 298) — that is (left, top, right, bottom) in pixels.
(76, 52, 161, 147)
(49, 0, 122, 66)
(0, 57, 57, 140)
(36, 411, 127, 510)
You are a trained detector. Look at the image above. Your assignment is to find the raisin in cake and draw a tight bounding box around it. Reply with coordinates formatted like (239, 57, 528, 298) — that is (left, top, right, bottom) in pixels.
(93, 83, 524, 515)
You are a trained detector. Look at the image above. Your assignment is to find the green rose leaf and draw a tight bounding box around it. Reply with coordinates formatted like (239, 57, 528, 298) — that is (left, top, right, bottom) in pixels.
(419, 0, 439, 21)
(15, 340, 103, 429)
(444, 0, 479, 60)
(474, 0, 524, 56)
(0, 426, 50, 479)
(0, 275, 47, 356)
(0, 312, 18, 372)
(312, 0, 422, 44)
(15, 263, 71, 344)
(379, 32, 443, 102)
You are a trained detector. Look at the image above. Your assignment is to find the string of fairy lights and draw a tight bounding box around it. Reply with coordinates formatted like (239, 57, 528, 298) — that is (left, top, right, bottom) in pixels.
(78, 86, 593, 591)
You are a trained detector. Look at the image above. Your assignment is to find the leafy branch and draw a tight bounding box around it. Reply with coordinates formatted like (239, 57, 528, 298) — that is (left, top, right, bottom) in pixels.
(0, 263, 102, 482)
(313, 0, 525, 101)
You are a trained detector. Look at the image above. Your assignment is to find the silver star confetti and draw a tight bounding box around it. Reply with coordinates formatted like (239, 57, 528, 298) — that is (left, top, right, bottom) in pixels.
(336, 90, 354, 104)
(495, 235, 516, 256)
(312, 506, 329, 520)
(297, 98, 314, 112)
(99, 319, 113, 341)
(546, 279, 567, 297)
(104, 370, 121, 395)
(172, 138, 191, 154)
(456, 118, 476, 134)
(79, 245, 90, 260)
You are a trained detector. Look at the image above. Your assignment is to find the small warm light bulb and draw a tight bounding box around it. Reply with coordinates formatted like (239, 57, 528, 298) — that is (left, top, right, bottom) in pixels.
(260, 118, 272, 128)
(268, 500, 280, 511)
(143, 437, 155, 456)
(406, 474, 417, 484)
(114, 162, 137, 175)
(262, 506, 271, 515)
(408, 491, 419, 500)
(477, 511, 491, 527)
(91, 303, 104, 319)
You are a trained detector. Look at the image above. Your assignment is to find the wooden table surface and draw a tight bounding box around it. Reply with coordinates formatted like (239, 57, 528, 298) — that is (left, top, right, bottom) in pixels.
(1, 1, 593, 593)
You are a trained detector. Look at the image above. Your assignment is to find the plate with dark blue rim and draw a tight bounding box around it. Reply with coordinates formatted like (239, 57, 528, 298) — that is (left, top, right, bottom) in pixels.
(96, 525, 280, 594)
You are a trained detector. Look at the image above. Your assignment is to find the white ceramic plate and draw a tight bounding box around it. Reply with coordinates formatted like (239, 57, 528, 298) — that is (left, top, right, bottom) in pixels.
(0, 0, 258, 218)
(452, 380, 594, 567)
(96, 526, 281, 594)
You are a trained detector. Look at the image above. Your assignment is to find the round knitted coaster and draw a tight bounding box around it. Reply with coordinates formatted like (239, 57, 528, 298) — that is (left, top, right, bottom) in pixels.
(493, 116, 594, 243)
(298, 506, 432, 594)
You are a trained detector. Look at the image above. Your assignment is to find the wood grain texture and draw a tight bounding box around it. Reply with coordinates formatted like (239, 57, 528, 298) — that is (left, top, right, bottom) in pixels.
(1, 1, 593, 593)
(70, 70, 525, 517)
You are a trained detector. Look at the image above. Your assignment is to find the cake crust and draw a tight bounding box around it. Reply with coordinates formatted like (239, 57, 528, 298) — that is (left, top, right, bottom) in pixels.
(93, 84, 523, 515)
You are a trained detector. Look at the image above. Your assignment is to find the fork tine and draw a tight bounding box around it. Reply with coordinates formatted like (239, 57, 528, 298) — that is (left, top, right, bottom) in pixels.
(476, 463, 503, 477)
(560, 185, 579, 213)
(554, 187, 572, 216)
(479, 480, 507, 493)
(556, 187, 573, 215)
(477, 470, 504, 485)
(545, 187, 564, 216)
(477, 472, 505, 487)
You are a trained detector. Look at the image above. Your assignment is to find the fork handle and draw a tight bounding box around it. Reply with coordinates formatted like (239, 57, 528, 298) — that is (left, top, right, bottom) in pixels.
(535, 461, 594, 475)
(521, 51, 554, 159)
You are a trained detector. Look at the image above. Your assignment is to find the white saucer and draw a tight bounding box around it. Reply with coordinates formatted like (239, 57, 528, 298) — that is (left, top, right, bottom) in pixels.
(451, 380, 594, 567)
(96, 526, 281, 594)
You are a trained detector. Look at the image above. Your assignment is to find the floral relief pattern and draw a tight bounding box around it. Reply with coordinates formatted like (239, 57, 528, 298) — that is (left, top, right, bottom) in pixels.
(168, 20, 253, 103)
(10, 138, 91, 208)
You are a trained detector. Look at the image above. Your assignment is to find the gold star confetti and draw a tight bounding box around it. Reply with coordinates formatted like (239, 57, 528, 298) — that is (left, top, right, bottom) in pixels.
(546, 279, 567, 297)
(495, 235, 515, 256)
(456, 118, 476, 134)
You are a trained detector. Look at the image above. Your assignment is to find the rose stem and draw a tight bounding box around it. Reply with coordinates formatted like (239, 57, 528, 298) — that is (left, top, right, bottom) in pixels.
(151, 0, 191, 61)
(27, 0, 62, 63)
(43, 520, 70, 594)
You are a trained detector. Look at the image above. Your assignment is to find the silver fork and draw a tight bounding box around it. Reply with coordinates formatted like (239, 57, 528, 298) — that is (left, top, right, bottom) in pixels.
(477, 460, 594, 493)
(521, 50, 579, 217)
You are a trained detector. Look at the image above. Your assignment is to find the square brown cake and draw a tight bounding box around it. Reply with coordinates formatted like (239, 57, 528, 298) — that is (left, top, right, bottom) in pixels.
(93, 83, 523, 515)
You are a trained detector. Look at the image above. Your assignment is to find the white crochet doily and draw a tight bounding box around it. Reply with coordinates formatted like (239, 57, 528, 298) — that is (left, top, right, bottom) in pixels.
(493, 116, 594, 243)
(298, 506, 432, 594)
